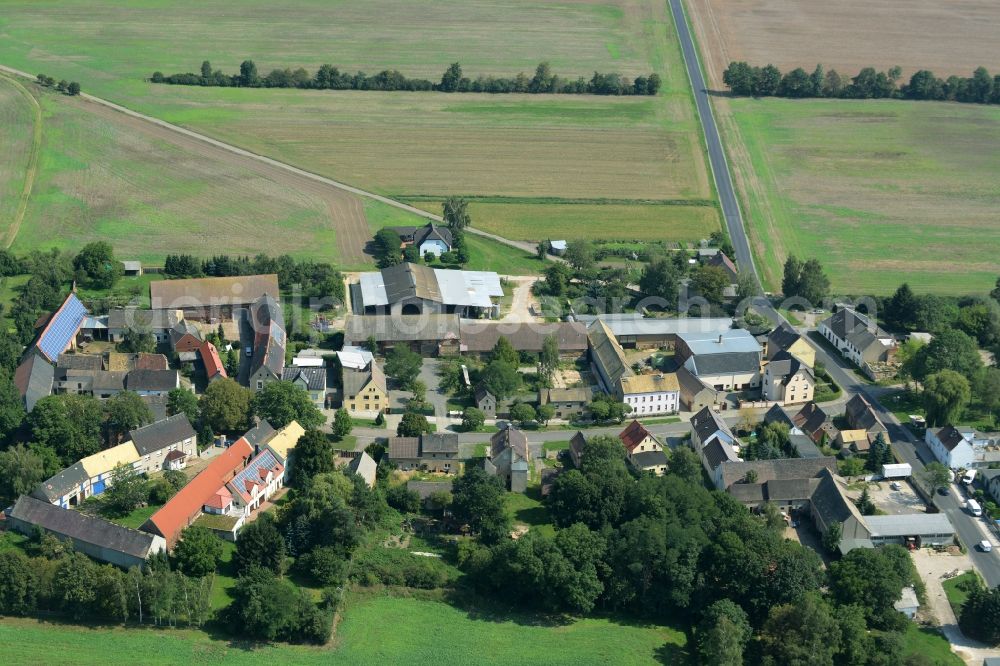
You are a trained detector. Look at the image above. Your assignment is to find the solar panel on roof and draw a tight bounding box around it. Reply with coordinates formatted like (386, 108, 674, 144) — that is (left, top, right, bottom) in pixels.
(37, 294, 88, 362)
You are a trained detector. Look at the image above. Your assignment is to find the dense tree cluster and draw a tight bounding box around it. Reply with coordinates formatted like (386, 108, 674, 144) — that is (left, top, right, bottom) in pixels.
(35, 74, 81, 95)
(152, 60, 661, 97)
(164, 252, 344, 302)
(724, 61, 1000, 105)
(0, 541, 210, 627)
(781, 255, 830, 304)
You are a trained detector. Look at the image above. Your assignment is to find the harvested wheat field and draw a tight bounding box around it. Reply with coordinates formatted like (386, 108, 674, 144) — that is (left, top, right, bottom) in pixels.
(1, 80, 404, 267)
(686, 0, 1000, 87)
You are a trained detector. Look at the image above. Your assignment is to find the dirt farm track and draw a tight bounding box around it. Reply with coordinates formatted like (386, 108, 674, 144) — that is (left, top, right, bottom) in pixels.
(685, 0, 1000, 87)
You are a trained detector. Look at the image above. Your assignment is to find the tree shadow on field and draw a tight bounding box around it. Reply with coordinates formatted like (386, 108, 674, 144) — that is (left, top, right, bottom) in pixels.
(442, 587, 573, 628)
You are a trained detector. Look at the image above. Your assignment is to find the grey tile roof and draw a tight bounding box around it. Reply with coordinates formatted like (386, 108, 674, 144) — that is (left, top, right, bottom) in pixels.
(382, 262, 442, 304)
(249, 295, 286, 378)
(344, 314, 461, 344)
(347, 451, 377, 486)
(243, 420, 277, 448)
(461, 321, 588, 353)
(588, 320, 632, 386)
(845, 394, 887, 432)
(540, 386, 594, 405)
(33, 461, 91, 502)
(342, 361, 386, 397)
(793, 402, 831, 438)
(14, 351, 54, 411)
(10, 496, 160, 559)
(491, 425, 529, 460)
(474, 383, 495, 405)
(765, 477, 818, 501)
(126, 369, 178, 392)
(108, 308, 178, 331)
(388, 437, 420, 459)
(56, 353, 103, 370)
(864, 513, 954, 538)
(631, 450, 669, 469)
(422, 433, 459, 454)
(933, 425, 967, 452)
(282, 366, 327, 391)
(676, 365, 716, 401)
(719, 457, 838, 491)
(766, 323, 802, 361)
(764, 404, 794, 428)
(169, 320, 201, 345)
(728, 482, 765, 503)
(687, 351, 761, 376)
(93, 370, 128, 392)
(809, 469, 865, 527)
(703, 438, 738, 469)
(128, 414, 196, 456)
(691, 406, 734, 445)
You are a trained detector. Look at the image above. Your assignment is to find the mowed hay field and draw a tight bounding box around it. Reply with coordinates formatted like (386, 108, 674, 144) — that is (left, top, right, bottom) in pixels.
(686, 0, 1000, 87)
(0, 75, 37, 246)
(407, 199, 718, 243)
(0, 0, 720, 243)
(0, 76, 452, 268)
(0, 595, 687, 665)
(722, 97, 1000, 295)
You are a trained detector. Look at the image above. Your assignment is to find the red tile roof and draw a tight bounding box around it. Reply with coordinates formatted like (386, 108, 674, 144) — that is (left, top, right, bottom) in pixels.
(619, 420, 653, 453)
(199, 341, 227, 379)
(144, 438, 252, 545)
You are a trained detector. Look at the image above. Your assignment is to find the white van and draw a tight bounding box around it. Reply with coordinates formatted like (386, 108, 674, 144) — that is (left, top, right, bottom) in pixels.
(980, 540, 992, 553)
(963, 469, 977, 485)
(967, 499, 983, 517)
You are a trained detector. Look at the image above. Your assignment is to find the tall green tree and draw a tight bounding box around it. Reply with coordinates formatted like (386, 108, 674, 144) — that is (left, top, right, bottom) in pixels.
(451, 466, 510, 545)
(384, 345, 422, 388)
(253, 381, 325, 429)
(921, 461, 952, 491)
(289, 429, 334, 488)
(0, 443, 45, 504)
(691, 265, 730, 304)
(798, 258, 830, 305)
(442, 197, 471, 229)
(73, 242, 122, 289)
(103, 462, 148, 516)
(922, 370, 971, 427)
(564, 239, 595, 272)
(0, 370, 25, 442)
(372, 228, 402, 268)
(885, 283, 919, 331)
(491, 336, 520, 366)
(760, 593, 841, 666)
(912, 328, 982, 381)
(27, 393, 104, 464)
(233, 514, 286, 575)
(696, 600, 751, 666)
(782, 255, 803, 297)
(479, 359, 521, 399)
(639, 256, 681, 301)
(332, 408, 353, 439)
(439, 62, 463, 92)
(540, 334, 560, 382)
(200, 378, 252, 433)
(828, 545, 916, 630)
(173, 526, 224, 577)
(104, 390, 154, 443)
(166, 388, 199, 424)
(396, 411, 431, 437)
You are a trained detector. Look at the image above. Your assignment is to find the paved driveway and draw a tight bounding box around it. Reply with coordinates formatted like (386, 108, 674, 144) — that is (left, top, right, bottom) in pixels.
(418, 358, 449, 418)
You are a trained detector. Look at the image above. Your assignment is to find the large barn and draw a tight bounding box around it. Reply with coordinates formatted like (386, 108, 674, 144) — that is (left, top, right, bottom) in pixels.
(351, 263, 502, 318)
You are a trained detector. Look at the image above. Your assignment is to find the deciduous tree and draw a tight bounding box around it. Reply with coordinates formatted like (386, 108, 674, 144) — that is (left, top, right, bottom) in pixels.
(253, 380, 325, 429)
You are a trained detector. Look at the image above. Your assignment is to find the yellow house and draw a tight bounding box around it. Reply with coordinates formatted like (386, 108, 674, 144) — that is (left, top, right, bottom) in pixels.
(343, 360, 389, 414)
(80, 441, 141, 494)
(766, 323, 816, 369)
(264, 421, 307, 464)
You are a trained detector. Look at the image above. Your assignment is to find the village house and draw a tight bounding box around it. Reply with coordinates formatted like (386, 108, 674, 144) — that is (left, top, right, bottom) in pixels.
(107, 308, 181, 344)
(843, 394, 888, 436)
(474, 383, 497, 418)
(341, 360, 388, 415)
(150, 274, 280, 321)
(818, 307, 896, 368)
(282, 366, 327, 409)
(926, 425, 976, 469)
(676, 329, 762, 392)
(389, 222, 453, 257)
(29, 292, 89, 363)
(169, 320, 203, 354)
(569, 431, 587, 468)
(619, 420, 669, 475)
(13, 350, 54, 411)
(144, 438, 254, 547)
(352, 263, 503, 319)
(588, 320, 633, 394)
(487, 425, 530, 492)
(619, 373, 680, 416)
(761, 350, 814, 405)
(8, 496, 166, 569)
(258, 420, 306, 472)
(126, 369, 180, 396)
(765, 322, 815, 368)
(128, 413, 198, 474)
(538, 386, 594, 420)
(676, 365, 718, 412)
(246, 294, 286, 393)
(385, 432, 460, 473)
(793, 402, 838, 445)
(336, 345, 373, 371)
(33, 442, 140, 507)
(199, 340, 228, 382)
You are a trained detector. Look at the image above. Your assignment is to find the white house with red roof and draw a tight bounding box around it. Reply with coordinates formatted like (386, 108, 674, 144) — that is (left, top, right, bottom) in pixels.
(619, 420, 668, 476)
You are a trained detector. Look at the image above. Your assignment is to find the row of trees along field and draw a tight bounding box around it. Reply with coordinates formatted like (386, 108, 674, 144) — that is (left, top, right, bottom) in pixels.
(35, 74, 80, 95)
(152, 60, 661, 96)
(723, 62, 1000, 105)
(452, 436, 929, 665)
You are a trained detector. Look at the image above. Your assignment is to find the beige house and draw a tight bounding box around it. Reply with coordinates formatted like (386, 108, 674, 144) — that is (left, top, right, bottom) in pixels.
(765, 323, 815, 369)
(619, 420, 669, 475)
(342, 360, 388, 414)
(761, 350, 815, 405)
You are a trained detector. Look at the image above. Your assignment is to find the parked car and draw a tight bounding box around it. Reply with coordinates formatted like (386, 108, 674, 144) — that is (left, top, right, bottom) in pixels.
(890, 481, 902, 491)
(937, 486, 950, 496)
(244, 346, 253, 357)
(979, 540, 992, 553)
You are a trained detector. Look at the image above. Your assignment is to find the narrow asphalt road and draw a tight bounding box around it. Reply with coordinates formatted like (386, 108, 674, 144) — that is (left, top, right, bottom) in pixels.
(667, 0, 1000, 586)
(668, 0, 756, 282)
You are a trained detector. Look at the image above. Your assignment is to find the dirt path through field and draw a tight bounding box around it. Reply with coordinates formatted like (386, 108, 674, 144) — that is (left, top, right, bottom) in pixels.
(1, 74, 41, 249)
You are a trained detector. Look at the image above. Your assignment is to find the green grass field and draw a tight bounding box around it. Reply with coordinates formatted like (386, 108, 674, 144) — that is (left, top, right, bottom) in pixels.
(724, 97, 1000, 295)
(0, 75, 36, 245)
(0, 593, 687, 665)
(942, 570, 981, 616)
(898, 623, 963, 666)
(0, 0, 720, 245)
(408, 199, 720, 243)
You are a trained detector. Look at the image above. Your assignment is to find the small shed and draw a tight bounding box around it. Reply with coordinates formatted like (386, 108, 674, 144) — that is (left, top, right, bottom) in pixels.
(549, 240, 567, 256)
(122, 261, 143, 277)
(893, 586, 919, 619)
